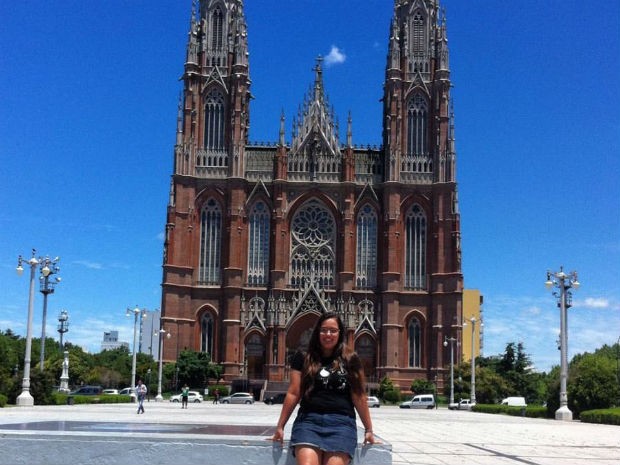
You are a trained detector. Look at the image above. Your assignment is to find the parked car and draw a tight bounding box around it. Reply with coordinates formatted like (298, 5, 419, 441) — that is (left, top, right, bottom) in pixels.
(118, 387, 133, 396)
(70, 385, 102, 396)
(501, 396, 527, 407)
(102, 389, 119, 395)
(220, 392, 255, 404)
(367, 396, 380, 408)
(448, 398, 475, 410)
(399, 394, 435, 409)
(170, 391, 204, 403)
(264, 393, 286, 405)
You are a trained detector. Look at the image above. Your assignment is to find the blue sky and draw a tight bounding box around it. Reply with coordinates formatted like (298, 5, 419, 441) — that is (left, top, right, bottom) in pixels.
(1, 0, 619, 373)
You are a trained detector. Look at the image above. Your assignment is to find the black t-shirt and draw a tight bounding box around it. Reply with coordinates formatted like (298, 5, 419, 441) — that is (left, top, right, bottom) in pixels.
(291, 351, 355, 418)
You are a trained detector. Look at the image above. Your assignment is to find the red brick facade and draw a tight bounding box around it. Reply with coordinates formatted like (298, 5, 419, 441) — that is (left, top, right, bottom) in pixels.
(161, 0, 463, 390)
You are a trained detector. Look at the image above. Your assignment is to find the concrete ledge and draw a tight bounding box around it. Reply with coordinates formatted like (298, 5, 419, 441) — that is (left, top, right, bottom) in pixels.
(0, 423, 391, 465)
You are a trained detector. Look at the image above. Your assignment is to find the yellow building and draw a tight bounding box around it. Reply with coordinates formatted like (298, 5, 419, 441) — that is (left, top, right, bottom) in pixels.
(461, 290, 483, 363)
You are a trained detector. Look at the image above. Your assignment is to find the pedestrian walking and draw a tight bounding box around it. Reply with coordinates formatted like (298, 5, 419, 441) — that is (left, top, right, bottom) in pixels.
(136, 379, 147, 414)
(181, 384, 189, 409)
(213, 388, 220, 404)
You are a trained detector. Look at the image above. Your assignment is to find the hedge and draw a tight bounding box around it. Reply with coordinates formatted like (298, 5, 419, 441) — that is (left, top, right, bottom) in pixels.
(472, 404, 549, 418)
(52, 393, 133, 405)
(579, 408, 620, 425)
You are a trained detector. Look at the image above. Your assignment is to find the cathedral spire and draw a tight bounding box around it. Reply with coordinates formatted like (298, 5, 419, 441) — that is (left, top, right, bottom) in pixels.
(290, 56, 340, 159)
(313, 56, 324, 103)
(347, 112, 352, 148)
(279, 110, 286, 146)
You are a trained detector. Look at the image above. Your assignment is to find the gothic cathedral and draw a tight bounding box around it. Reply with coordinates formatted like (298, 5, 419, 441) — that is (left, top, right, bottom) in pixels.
(161, 0, 463, 392)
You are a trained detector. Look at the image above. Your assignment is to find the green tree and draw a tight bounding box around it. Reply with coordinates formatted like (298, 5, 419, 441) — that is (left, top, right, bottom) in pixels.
(410, 379, 435, 395)
(569, 353, 619, 414)
(176, 350, 223, 389)
(378, 376, 401, 403)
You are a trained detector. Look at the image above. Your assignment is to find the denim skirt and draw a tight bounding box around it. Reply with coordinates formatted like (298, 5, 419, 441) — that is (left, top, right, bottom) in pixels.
(290, 412, 357, 459)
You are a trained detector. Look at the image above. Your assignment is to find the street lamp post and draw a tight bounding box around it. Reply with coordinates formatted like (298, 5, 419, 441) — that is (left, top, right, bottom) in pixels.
(39, 256, 61, 372)
(126, 306, 147, 399)
(57, 309, 69, 350)
(545, 267, 580, 421)
(155, 327, 171, 402)
(463, 316, 481, 404)
(444, 336, 457, 405)
(15, 250, 44, 406)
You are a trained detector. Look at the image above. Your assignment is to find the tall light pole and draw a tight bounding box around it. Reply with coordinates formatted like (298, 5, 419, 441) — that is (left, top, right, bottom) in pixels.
(464, 316, 481, 404)
(57, 309, 69, 350)
(444, 335, 457, 405)
(39, 256, 61, 372)
(126, 306, 147, 398)
(155, 327, 171, 402)
(16, 250, 44, 406)
(545, 267, 580, 421)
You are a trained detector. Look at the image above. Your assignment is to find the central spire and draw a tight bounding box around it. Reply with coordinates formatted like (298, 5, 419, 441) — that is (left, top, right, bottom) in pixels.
(291, 56, 340, 158)
(313, 56, 324, 103)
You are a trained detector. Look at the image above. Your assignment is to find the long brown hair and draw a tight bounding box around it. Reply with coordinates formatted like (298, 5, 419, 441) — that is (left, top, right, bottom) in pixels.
(300, 312, 365, 398)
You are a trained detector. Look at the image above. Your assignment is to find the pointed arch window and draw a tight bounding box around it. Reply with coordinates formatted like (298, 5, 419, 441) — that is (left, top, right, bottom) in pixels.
(199, 198, 222, 284)
(290, 199, 336, 288)
(405, 204, 427, 289)
(408, 318, 422, 367)
(247, 201, 270, 286)
(356, 204, 377, 288)
(407, 95, 428, 157)
(411, 12, 425, 54)
(201, 313, 215, 357)
(211, 8, 224, 50)
(204, 89, 226, 152)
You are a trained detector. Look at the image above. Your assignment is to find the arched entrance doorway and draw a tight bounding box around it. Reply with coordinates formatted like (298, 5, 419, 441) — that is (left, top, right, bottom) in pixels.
(355, 334, 377, 380)
(285, 312, 319, 366)
(245, 332, 266, 379)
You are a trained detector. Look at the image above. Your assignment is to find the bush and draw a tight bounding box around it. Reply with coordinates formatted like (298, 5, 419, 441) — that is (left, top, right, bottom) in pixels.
(206, 385, 229, 400)
(383, 389, 402, 404)
(411, 379, 435, 395)
(580, 408, 620, 426)
(0, 393, 7, 407)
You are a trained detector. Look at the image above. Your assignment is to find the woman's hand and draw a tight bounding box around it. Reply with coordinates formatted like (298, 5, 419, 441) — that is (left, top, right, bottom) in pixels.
(363, 430, 381, 445)
(270, 426, 285, 444)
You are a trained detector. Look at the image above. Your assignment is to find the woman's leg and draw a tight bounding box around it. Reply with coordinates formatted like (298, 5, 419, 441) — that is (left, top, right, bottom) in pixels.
(322, 451, 350, 465)
(295, 445, 321, 465)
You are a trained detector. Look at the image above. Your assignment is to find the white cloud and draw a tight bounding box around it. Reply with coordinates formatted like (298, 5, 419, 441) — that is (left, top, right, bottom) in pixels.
(579, 297, 609, 308)
(522, 305, 542, 316)
(73, 260, 103, 270)
(324, 45, 346, 66)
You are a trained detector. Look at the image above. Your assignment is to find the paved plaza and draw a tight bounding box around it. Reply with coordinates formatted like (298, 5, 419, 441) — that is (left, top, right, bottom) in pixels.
(0, 401, 618, 464)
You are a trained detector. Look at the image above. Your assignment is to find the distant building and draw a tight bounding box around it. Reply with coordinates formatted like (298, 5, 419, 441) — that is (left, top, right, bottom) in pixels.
(140, 309, 162, 360)
(101, 330, 129, 352)
(462, 290, 483, 363)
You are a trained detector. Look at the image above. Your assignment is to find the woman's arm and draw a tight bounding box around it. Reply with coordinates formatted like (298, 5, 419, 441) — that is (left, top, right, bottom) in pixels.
(270, 369, 301, 443)
(352, 392, 380, 445)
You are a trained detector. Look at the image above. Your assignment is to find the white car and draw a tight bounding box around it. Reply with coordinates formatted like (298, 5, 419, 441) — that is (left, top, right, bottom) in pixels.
(448, 399, 475, 410)
(399, 394, 436, 409)
(170, 391, 204, 403)
(220, 392, 255, 404)
(367, 396, 380, 408)
(102, 389, 119, 395)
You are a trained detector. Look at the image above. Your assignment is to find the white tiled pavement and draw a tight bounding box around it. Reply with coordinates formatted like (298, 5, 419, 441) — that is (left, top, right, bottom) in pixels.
(0, 401, 618, 465)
